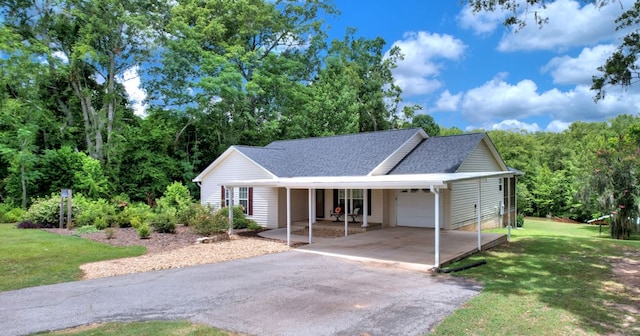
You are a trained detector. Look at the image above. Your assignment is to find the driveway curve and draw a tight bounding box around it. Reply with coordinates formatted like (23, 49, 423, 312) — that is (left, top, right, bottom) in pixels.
(0, 251, 481, 336)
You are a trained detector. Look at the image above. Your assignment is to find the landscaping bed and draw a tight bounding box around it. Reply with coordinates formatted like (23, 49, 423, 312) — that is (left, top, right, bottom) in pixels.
(43, 226, 292, 280)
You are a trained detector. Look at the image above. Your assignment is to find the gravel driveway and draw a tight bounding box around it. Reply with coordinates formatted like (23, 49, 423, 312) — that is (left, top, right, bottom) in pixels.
(0, 251, 481, 336)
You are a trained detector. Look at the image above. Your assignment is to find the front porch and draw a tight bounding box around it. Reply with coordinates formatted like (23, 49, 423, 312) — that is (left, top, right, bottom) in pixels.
(259, 226, 507, 271)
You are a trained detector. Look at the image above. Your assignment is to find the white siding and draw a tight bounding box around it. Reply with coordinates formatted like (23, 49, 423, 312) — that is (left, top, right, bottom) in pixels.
(450, 179, 502, 229)
(369, 132, 424, 175)
(456, 140, 503, 172)
(199, 151, 277, 227)
(450, 139, 506, 229)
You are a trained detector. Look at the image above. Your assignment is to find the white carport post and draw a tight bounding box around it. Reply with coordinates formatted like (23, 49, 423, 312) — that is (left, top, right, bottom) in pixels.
(344, 188, 349, 237)
(507, 177, 512, 227)
(362, 188, 369, 228)
(431, 187, 441, 268)
(286, 187, 291, 246)
(227, 187, 234, 235)
(477, 180, 482, 251)
(515, 176, 518, 225)
(308, 188, 313, 244)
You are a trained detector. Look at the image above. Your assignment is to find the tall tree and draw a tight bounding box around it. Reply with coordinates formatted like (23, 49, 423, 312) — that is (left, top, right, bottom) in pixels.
(1, 0, 168, 162)
(409, 114, 440, 136)
(464, 0, 640, 100)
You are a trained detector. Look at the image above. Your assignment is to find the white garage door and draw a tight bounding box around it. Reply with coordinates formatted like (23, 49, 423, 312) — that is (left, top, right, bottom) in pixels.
(396, 189, 437, 228)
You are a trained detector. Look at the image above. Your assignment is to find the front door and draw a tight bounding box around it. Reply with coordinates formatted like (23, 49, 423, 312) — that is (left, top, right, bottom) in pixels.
(316, 189, 325, 218)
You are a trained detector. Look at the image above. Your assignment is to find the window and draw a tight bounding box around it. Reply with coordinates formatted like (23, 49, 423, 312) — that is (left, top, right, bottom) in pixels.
(338, 189, 363, 213)
(334, 189, 371, 215)
(239, 187, 248, 214)
(221, 186, 253, 215)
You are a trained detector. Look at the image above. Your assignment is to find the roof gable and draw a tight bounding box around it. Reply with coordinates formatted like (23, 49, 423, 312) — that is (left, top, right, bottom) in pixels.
(192, 146, 276, 182)
(241, 128, 424, 177)
(388, 133, 495, 174)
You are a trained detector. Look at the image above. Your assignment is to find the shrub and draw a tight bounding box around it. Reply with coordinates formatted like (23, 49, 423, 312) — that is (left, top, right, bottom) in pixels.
(137, 224, 151, 239)
(74, 225, 100, 234)
(74, 198, 115, 229)
(176, 203, 201, 226)
(157, 182, 193, 221)
(24, 195, 65, 227)
(247, 220, 262, 231)
(222, 205, 249, 229)
(24, 194, 92, 228)
(104, 227, 115, 239)
(115, 202, 153, 227)
(1, 207, 25, 223)
(16, 220, 41, 229)
(94, 217, 108, 230)
(190, 204, 227, 236)
(149, 211, 176, 233)
(130, 216, 143, 229)
(516, 214, 525, 228)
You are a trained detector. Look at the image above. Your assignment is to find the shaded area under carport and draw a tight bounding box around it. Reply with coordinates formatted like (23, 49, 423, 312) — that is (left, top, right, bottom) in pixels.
(261, 227, 506, 271)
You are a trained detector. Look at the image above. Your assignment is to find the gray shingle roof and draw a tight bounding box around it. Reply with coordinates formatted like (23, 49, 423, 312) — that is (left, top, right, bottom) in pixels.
(388, 133, 486, 174)
(235, 128, 422, 177)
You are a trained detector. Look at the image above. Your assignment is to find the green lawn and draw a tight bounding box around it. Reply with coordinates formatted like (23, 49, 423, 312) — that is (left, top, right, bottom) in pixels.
(0, 224, 145, 291)
(37, 321, 235, 336)
(433, 218, 640, 335)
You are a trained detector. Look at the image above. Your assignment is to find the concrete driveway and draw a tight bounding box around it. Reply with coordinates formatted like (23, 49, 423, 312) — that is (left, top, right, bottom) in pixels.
(0, 251, 481, 336)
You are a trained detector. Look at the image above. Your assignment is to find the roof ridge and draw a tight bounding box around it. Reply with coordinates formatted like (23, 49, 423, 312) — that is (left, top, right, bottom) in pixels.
(267, 128, 422, 146)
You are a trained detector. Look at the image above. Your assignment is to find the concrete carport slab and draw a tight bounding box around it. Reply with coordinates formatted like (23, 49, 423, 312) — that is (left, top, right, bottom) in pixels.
(0, 251, 481, 336)
(292, 227, 506, 271)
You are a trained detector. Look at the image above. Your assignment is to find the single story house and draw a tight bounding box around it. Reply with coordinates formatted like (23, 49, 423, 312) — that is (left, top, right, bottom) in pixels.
(193, 128, 519, 266)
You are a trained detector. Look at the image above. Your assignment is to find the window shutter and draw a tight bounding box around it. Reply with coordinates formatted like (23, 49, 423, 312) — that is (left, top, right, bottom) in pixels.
(333, 189, 339, 208)
(367, 189, 372, 216)
(221, 186, 226, 207)
(248, 187, 253, 216)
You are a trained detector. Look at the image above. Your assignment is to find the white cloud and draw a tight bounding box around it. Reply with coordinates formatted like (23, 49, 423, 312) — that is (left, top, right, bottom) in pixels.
(389, 31, 466, 96)
(120, 66, 147, 116)
(541, 44, 617, 85)
(491, 119, 541, 132)
(498, 0, 633, 52)
(52, 51, 69, 63)
(431, 90, 462, 112)
(458, 73, 640, 125)
(457, 4, 509, 35)
(545, 120, 571, 132)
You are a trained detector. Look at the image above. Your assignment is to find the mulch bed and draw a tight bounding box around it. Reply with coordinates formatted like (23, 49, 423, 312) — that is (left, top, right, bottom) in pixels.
(42, 226, 280, 253)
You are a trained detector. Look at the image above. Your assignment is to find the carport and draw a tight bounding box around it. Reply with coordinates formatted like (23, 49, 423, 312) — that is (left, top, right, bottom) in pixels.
(261, 227, 506, 270)
(224, 171, 515, 268)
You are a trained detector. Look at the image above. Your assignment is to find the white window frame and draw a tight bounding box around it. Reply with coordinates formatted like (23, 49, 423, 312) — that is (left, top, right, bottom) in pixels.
(239, 187, 249, 214)
(338, 189, 364, 213)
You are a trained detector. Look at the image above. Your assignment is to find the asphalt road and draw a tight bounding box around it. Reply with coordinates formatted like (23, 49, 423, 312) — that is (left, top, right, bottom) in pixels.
(0, 251, 481, 336)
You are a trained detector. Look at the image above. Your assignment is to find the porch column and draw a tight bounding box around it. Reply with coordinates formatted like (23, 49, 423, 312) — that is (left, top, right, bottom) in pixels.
(362, 188, 369, 228)
(431, 188, 441, 268)
(286, 187, 291, 246)
(477, 180, 482, 251)
(513, 176, 518, 228)
(308, 188, 313, 244)
(507, 177, 512, 228)
(344, 188, 349, 237)
(228, 187, 234, 235)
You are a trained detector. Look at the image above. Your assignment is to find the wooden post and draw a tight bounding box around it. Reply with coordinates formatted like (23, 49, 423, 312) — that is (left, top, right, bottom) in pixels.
(59, 193, 64, 229)
(66, 189, 72, 229)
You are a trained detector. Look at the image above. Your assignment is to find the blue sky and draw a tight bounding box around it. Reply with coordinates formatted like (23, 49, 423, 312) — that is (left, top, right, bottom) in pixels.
(323, 0, 640, 132)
